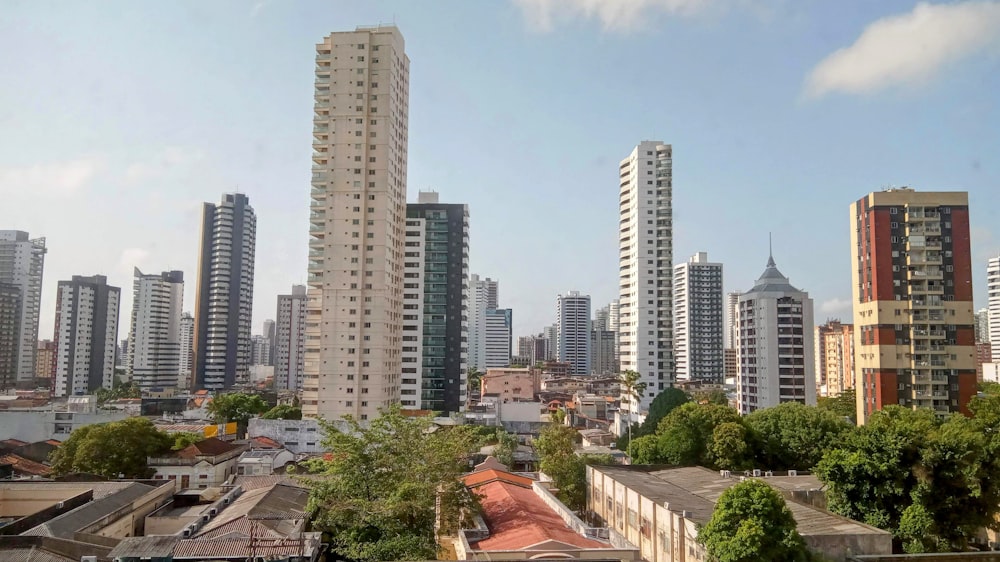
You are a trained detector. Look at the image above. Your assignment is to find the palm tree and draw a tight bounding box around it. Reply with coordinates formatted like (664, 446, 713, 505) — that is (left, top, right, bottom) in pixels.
(619, 370, 647, 461)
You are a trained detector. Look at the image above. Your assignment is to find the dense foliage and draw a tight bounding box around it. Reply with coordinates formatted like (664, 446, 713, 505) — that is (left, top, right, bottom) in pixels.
(698, 479, 810, 562)
(207, 393, 269, 436)
(50, 417, 173, 478)
(261, 404, 303, 420)
(637, 387, 689, 436)
(306, 405, 481, 562)
(94, 379, 141, 405)
(171, 431, 205, 451)
(745, 402, 851, 470)
(817, 388, 857, 423)
(536, 424, 613, 511)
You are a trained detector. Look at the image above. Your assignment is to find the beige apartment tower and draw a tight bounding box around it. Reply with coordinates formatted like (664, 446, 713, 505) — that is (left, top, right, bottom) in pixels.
(303, 26, 410, 421)
(815, 320, 854, 397)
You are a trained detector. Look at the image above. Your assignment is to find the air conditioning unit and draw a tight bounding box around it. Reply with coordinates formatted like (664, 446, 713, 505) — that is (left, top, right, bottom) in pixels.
(721, 470, 731, 478)
(752, 469, 761, 477)
(209, 508, 218, 517)
(81, 557, 98, 562)
(202, 514, 210, 522)
(788, 470, 798, 477)
(764, 471, 774, 477)
(183, 528, 192, 537)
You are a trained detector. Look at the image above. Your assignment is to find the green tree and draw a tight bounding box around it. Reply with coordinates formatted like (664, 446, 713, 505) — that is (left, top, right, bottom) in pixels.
(493, 429, 518, 468)
(979, 381, 1000, 396)
(745, 402, 851, 471)
(691, 388, 729, 406)
(171, 432, 205, 451)
(817, 388, 857, 424)
(655, 402, 744, 468)
(207, 392, 269, 437)
(306, 405, 479, 562)
(467, 367, 482, 396)
(709, 422, 754, 471)
(629, 434, 662, 464)
(619, 370, 647, 459)
(698, 479, 810, 562)
(637, 387, 689, 436)
(261, 404, 303, 420)
(535, 424, 612, 511)
(50, 418, 173, 478)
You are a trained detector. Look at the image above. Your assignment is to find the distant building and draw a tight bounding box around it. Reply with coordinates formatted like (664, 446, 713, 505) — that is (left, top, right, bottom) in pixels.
(193, 193, 256, 391)
(0, 284, 20, 389)
(53, 275, 121, 397)
(148, 437, 248, 491)
(591, 330, 617, 375)
(978, 343, 993, 382)
(250, 335, 271, 366)
(469, 274, 500, 370)
(517, 335, 548, 366)
(990, 257, 1000, 353)
(724, 347, 738, 381)
(178, 313, 194, 388)
(481, 368, 538, 403)
(127, 269, 184, 392)
(725, 291, 740, 349)
(263, 318, 276, 366)
(815, 320, 854, 397)
(852, 189, 976, 423)
(673, 252, 724, 383)
(35, 339, 56, 381)
(737, 252, 816, 414)
(557, 291, 591, 375)
(275, 285, 308, 391)
(0, 231, 46, 387)
(543, 324, 558, 361)
(485, 308, 513, 369)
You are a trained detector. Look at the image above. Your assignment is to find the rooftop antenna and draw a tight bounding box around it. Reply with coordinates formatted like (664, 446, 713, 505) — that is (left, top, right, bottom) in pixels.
(767, 233, 775, 267)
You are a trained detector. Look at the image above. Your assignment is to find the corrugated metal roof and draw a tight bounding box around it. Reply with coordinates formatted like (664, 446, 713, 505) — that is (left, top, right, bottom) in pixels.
(195, 483, 310, 540)
(108, 535, 180, 558)
(0, 547, 76, 562)
(174, 535, 320, 559)
(23, 482, 156, 538)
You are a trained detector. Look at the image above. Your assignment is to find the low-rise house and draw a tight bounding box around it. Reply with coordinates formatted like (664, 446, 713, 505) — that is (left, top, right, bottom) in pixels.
(588, 465, 892, 562)
(108, 533, 322, 562)
(0, 408, 128, 442)
(454, 466, 640, 560)
(148, 438, 248, 491)
(0, 452, 52, 478)
(247, 418, 325, 455)
(481, 368, 540, 402)
(236, 449, 295, 476)
(579, 428, 616, 447)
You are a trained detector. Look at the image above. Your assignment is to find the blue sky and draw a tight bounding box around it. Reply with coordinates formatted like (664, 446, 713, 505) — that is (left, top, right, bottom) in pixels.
(1, 0, 998, 340)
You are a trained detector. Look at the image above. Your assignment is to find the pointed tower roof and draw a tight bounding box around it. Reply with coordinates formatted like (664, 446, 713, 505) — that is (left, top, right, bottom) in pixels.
(748, 252, 801, 294)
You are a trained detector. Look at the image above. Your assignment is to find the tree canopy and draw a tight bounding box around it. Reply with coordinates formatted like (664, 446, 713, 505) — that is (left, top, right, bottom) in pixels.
(745, 401, 851, 471)
(653, 402, 744, 469)
(698, 479, 810, 562)
(50, 417, 173, 478)
(817, 388, 857, 424)
(261, 404, 303, 420)
(637, 387, 689, 436)
(305, 405, 480, 562)
(207, 393, 269, 425)
(536, 424, 613, 511)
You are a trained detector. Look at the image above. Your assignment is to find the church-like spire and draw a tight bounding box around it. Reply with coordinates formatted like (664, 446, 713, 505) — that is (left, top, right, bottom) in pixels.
(766, 233, 775, 268)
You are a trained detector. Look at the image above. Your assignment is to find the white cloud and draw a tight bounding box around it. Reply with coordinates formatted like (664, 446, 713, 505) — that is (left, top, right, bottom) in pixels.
(805, 1, 1000, 98)
(819, 297, 852, 319)
(512, 0, 725, 31)
(250, 0, 271, 17)
(0, 157, 104, 196)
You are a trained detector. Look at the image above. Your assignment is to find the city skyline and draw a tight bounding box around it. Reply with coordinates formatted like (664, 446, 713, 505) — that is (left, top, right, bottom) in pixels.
(1, 1, 998, 344)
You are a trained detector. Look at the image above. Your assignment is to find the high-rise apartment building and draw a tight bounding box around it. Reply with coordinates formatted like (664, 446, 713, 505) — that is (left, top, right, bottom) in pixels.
(35, 339, 56, 382)
(517, 334, 548, 366)
(263, 319, 276, 366)
(975, 307, 990, 344)
(815, 320, 854, 397)
(303, 26, 410, 421)
(193, 193, 256, 391)
(251, 336, 271, 366)
(53, 275, 120, 397)
(543, 324, 558, 361)
(484, 309, 513, 369)
(468, 274, 499, 371)
(556, 291, 591, 375)
(275, 286, 308, 391)
(127, 269, 185, 392)
(0, 284, 20, 389)
(178, 313, 194, 389)
(673, 252, 724, 383)
(399, 192, 469, 412)
(725, 291, 740, 349)
(591, 330, 616, 375)
(737, 253, 816, 415)
(989, 257, 1000, 354)
(618, 141, 674, 413)
(851, 188, 976, 423)
(0, 231, 46, 387)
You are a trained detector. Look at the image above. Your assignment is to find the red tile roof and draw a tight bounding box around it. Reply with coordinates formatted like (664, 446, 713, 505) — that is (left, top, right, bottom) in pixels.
(0, 453, 53, 476)
(0, 438, 30, 449)
(462, 469, 534, 489)
(173, 537, 312, 559)
(250, 436, 282, 449)
(468, 478, 609, 552)
(176, 437, 241, 458)
(44, 440, 62, 446)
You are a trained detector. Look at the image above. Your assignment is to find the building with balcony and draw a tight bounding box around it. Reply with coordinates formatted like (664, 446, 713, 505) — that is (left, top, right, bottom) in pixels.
(0, 231, 46, 388)
(673, 252, 724, 383)
(618, 141, 674, 419)
(736, 252, 816, 414)
(0, 284, 19, 391)
(851, 188, 976, 423)
(484, 308, 513, 368)
(468, 274, 500, 371)
(127, 269, 185, 392)
(148, 438, 248, 491)
(400, 192, 469, 413)
(557, 291, 591, 375)
(481, 368, 539, 403)
(815, 320, 854, 397)
(193, 193, 256, 391)
(989, 257, 1000, 355)
(53, 275, 121, 397)
(274, 285, 307, 391)
(303, 26, 409, 422)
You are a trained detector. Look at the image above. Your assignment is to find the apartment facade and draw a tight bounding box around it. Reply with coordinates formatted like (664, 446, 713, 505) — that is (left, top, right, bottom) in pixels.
(275, 285, 308, 391)
(989, 257, 1000, 354)
(468, 274, 499, 371)
(851, 188, 976, 423)
(737, 253, 816, 414)
(618, 141, 674, 413)
(193, 193, 257, 391)
(815, 320, 854, 397)
(591, 329, 617, 375)
(725, 291, 740, 349)
(53, 275, 121, 397)
(0, 231, 47, 387)
(484, 308, 513, 368)
(0, 284, 20, 389)
(127, 269, 184, 391)
(399, 193, 469, 413)
(516, 335, 548, 366)
(673, 252, 724, 383)
(556, 291, 591, 375)
(303, 26, 410, 421)
(251, 335, 271, 366)
(178, 313, 194, 388)
(35, 339, 56, 382)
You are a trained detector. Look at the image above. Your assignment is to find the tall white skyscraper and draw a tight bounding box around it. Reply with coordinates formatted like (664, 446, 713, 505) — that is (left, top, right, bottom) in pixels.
(127, 269, 184, 391)
(989, 256, 1000, 353)
(543, 324, 558, 361)
(557, 291, 591, 375)
(178, 312, 194, 389)
(725, 291, 741, 349)
(275, 285, 308, 391)
(251, 336, 271, 366)
(673, 252, 724, 383)
(737, 252, 816, 415)
(303, 26, 410, 421)
(484, 309, 512, 368)
(53, 275, 120, 397)
(0, 231, 46, 387)
(263, 318, 276, 366)
(193, 193, 256, 391)
(618, 141, 674, 413)
(468, 274, 499, 371)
